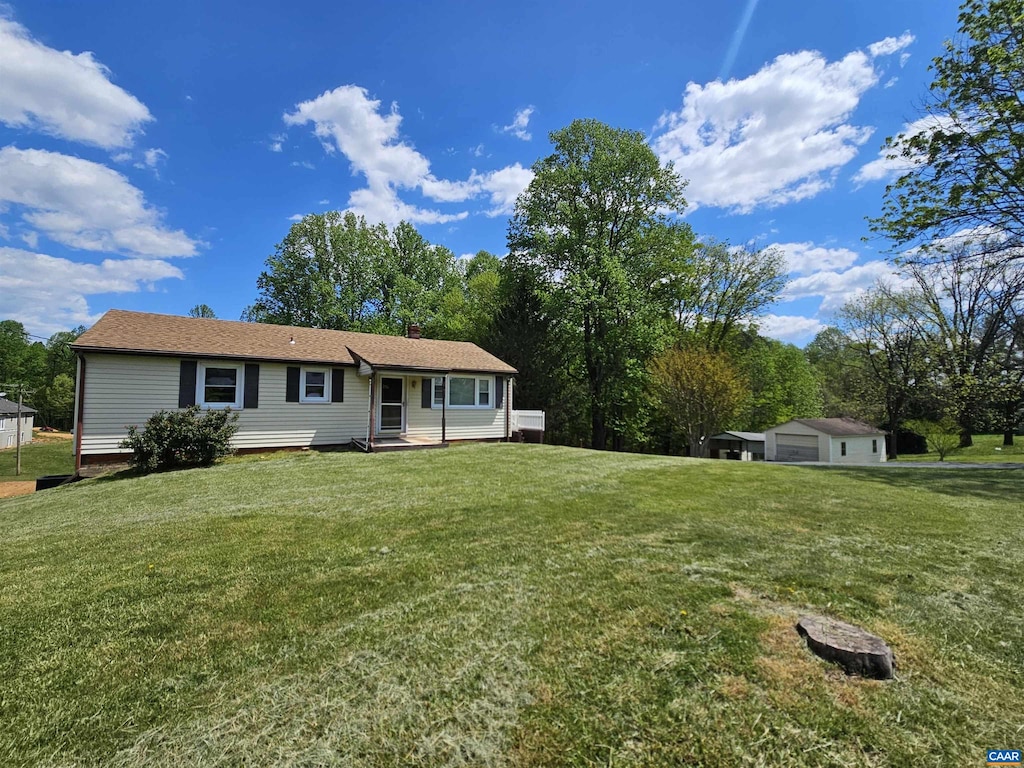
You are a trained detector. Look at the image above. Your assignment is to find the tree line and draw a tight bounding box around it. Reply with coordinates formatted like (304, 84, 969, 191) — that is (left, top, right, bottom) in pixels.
(4, 0, 1018, 454)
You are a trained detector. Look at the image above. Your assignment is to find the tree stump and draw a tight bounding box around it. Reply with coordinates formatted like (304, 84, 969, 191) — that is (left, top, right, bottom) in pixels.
(795, 615, 895, 680)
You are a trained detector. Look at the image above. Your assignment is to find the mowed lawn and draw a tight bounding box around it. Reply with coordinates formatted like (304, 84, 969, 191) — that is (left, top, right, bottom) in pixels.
(1, 445, 1021, 767)
(0, 432, 75, 481)
(897, 433, 1024, 463)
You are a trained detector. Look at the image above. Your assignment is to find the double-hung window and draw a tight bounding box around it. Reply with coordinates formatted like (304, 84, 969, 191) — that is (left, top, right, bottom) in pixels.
(198, 363, 243, 408)
(432, 376, 492, 408)
(301, 367, 329, 403)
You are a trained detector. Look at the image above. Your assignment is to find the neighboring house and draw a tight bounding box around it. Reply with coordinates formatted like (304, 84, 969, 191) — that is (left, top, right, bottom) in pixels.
(70, 310, 520, 469)
(765, 418, 887, 464)
(0, 397, 35, 449)
(709, 431, 765, 461)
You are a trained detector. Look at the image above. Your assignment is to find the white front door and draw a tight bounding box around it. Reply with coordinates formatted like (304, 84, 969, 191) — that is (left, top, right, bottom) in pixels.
(378, 376, 404, 434)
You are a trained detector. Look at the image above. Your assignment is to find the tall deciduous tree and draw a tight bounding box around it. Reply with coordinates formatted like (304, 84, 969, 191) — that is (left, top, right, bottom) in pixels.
(871, 0, 1024, 261)
(735, 334, 822, 431)
(906, 246, 1024, 444)
(837, 285, 930, 458)
(673, 240, 788, 351)
(507, 119, 692, 450)
(649, 346, 747, 457)
(245, 212, 462, 335)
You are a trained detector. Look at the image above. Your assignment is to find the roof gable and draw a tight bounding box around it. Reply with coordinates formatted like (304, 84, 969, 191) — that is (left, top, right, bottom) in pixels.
(72, 310, 517, 374)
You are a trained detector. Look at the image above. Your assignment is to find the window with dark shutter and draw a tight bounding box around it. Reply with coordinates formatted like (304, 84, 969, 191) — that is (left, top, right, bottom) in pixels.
(331, 369, 345, 402)
(421, 378, 432, 408)
(244, 364, 260, 408)
(178, 360, 197, 408)
(286, 366, 300, 402)
(495, 375, 504, 409)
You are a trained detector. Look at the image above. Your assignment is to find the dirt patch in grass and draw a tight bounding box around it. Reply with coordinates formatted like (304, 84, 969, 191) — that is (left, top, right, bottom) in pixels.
(0, 481, 35, 498)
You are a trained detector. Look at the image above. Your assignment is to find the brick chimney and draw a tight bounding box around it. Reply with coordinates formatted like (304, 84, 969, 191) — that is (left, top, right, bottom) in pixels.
(407, 323, 421, 339)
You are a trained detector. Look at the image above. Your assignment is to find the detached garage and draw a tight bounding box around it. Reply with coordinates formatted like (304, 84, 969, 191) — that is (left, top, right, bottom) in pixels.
(766, 418, 887, 464)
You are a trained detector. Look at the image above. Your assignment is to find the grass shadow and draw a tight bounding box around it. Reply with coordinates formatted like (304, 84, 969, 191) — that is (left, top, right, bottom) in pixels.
(799, 464, 1023, 501)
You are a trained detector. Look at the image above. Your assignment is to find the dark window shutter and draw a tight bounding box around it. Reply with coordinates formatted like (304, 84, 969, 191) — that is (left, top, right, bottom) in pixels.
(421, 378, 432, 408)
(178, 360, 197, 408)
(243, 364, 260, 408)
(286, 366, 300, 402)
(495, 375, 504, 409)
(331, 368, 345, 402)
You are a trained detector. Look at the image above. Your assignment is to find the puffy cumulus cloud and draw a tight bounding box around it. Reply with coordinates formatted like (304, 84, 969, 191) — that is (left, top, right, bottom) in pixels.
(853, 114, 956, 186)
(769, 241, 860, 275)
(0, 146, 198, 258)
(283, 85, 533, 226)
(501, 106, 534, 141)
(0, 15, 151, 148)
(0, 247, 182, 335)
(472, 163, 534, 216)
(757, 314, 827, 344)
(784, 260, 907, 313)
(653, 36, 913, 212)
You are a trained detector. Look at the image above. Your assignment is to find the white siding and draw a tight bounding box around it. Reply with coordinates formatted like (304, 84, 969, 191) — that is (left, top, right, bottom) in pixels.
(403, 374, 508, 442)
(0, 416, 33, 446)
(831, 435, 886, 464)
(80, 354, 369, 454)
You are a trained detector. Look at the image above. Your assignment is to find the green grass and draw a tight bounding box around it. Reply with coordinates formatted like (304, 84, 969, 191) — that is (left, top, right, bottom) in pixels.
(0, 434, 74, 481)
(1, 444, 1021, 767)
(897, 432, 1024, 463)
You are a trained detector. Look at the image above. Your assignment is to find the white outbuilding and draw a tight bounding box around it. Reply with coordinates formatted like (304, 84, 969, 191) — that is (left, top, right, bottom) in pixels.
(765, 418, 886, 464)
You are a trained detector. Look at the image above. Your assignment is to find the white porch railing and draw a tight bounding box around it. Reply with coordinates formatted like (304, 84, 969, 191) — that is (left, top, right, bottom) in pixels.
(511, 409, 545, 432)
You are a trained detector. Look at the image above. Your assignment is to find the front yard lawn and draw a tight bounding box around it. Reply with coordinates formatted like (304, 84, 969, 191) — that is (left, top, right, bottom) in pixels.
(0, 444, 1021, 766)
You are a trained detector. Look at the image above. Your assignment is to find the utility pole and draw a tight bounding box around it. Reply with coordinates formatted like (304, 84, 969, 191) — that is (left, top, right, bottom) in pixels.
(16, 390, 22, 476)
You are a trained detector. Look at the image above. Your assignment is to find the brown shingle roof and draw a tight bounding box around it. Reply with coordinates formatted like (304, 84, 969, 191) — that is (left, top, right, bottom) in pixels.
(789, 418, 885, 436)
(72, 310, 517, 374)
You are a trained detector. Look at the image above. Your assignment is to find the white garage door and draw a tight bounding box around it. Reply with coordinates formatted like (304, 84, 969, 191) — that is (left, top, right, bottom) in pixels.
(776, 433, 819, 462)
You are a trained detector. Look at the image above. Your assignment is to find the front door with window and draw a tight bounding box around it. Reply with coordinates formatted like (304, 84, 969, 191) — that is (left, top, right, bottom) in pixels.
(378, 376, 404, 434)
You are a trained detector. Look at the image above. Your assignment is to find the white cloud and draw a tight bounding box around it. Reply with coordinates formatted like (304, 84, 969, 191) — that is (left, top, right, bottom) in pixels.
(769, 241, 860, 275)
(653, 36, 912, 212)
(0, 15, 152, 148)
(884, 76, 898, 89)
(283, 85, 532, 226)
(899, 52, 911, 68)
(758, 314, 826, 344)
(501, 106, 534, 141)
(0, 146, 198, 257)
(20, 231, 38, 249)
(472, 163, 534, 216)
(318, 198, 330, 205)
(290, 160, 315, 170)
(471, 143, 485, 157)
(853, 114, 955, 186)
(0, 246, 182, 335)
(784, 260, 905, 312)
(867, 32, 915, 58)
(287, 213, 304, 221)
(143, 148, 167, 168)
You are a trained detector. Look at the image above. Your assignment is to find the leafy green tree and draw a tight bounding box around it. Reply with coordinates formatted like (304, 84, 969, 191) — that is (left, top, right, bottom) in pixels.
(246, 212, 462, 335)
(507, 118, 692, 450)
(906, 247, 1024, 445)
(871, 0, 1024, 261)
(36, 373, 75, 430)
(805, 327, 880, 421)
(649, 346, 747, 457)
(673, 240, 787, 351)
(188, 304, 217, 318)
(837, 285, 930, 458)
(906, 418, 962, 461)
(426, 252, 503, 345)
(735, 334, 822, 430)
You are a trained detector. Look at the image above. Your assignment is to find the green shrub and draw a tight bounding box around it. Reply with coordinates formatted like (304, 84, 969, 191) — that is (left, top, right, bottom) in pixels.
(120, 405, 239, 472)
(905, 418, 961, 461)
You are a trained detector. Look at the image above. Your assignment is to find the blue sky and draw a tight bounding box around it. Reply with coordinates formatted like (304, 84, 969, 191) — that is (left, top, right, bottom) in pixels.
(0, 0, 962, 344)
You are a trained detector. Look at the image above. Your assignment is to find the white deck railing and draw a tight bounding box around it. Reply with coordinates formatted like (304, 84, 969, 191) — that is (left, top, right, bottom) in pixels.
(511, 409, 545, 432)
